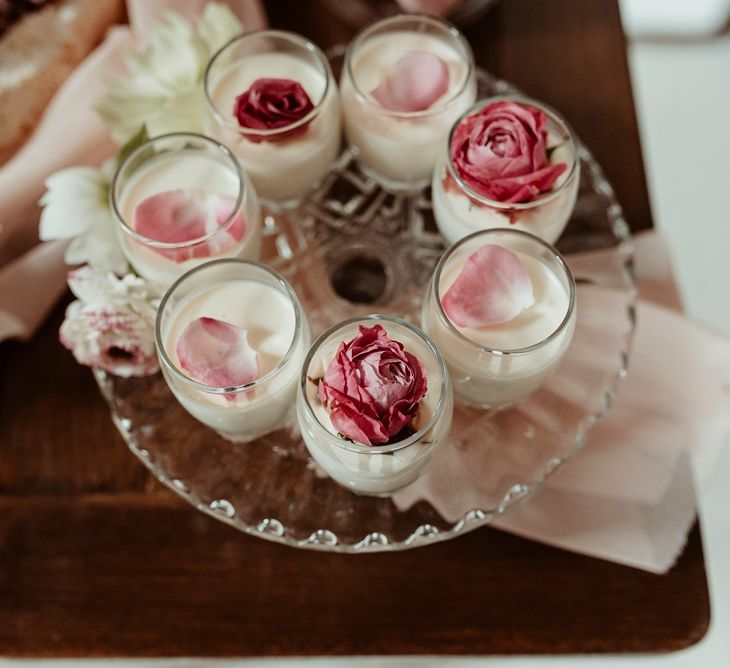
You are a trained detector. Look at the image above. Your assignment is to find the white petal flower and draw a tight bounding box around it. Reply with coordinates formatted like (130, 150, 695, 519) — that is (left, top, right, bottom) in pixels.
(39, 163, 128, 274)
(60, 267, 159, 377)
(94, 3, 243, 143)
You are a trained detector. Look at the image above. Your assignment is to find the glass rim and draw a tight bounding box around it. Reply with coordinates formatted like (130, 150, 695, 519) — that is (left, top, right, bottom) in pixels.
(300, 314, 450, 455)
(155, 258, 304, 395)
(110, 132, 248, 249)
(203, 29, 334, 137)
(432, 228, 576, 355)
(344, 13, 475, 119)
(444, 95, 580, 210)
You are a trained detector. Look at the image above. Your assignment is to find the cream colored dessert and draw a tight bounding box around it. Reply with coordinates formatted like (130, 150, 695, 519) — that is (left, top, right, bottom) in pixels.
(422, 244, 575, 408)
(161, 278, 308, 442)
(117, 150, 261, 289)
(297, 320, 452, 496)
(206, 52, 341, 202)
(341, 29, 476, 188)
(432, 142, 579, 245)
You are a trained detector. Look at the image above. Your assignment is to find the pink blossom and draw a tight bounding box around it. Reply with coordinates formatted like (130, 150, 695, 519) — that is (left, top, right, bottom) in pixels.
(234, 78, 314, 142)
(451, 100, 567, 203)
(318, 324, 427, 446)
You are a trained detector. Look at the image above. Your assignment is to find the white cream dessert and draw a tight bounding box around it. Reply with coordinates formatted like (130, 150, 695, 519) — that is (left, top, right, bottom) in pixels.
(422, 231, 575, 408)
(158, 264, 309, 443)
(433, 97, 579, 245)
(114, 141, 261, 290)
(341, 16, 476, 189)
(297, 318, 453, 496)
(205, 38, 341, 203)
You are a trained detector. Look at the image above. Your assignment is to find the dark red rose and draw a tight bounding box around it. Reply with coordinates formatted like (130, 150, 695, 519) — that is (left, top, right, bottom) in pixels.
(233, 78, 314, 143)
(318, 324, 428, 446)
(450, 100, 567, 204)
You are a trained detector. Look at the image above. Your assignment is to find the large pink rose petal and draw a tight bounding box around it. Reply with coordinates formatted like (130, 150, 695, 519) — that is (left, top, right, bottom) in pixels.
(134, 189, 245, 262)
(442, 244, 534, 328)
(176, 317, 258, 399)
(370, 50, 450, 113)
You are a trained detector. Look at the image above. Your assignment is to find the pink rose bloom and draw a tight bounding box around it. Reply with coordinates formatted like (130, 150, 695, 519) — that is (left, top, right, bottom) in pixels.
(60, 302, 158, 378)
(59, 268, 159, 378)
(450, 100, 567, 204)
(234, 78, 314, 142)
(318, 324, 428, 446)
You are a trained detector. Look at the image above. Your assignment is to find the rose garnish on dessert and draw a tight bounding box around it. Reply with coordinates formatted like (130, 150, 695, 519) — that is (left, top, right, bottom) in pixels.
(432, 97, 579, 245)
(421, 228, 576, 409)
(233, 78, 314, 142)
(111, 133, 261, 290)
(204, 30, 341, 205)
(317, 324, 428, 446)
(297, 316, 453, 496)
(156, 259, 310, 443)
(341, 13, 476, 191)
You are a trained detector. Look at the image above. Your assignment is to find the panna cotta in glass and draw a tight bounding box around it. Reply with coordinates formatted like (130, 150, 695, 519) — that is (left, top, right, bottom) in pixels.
(432, 96, 579, 245)
(297, 315, 453, 496)
(204, 30, 341, 205)
(156, 259, 310, 443)
(111, 133, 261, 290)
(341, 14, 476, 190)
(422, 229, 576, 409)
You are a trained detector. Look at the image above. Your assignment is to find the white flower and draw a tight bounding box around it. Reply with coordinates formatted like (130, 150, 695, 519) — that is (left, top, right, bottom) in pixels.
(39, 161, 128, 274)
(94, 3, 243, 143)
(59, 267, 160, 377)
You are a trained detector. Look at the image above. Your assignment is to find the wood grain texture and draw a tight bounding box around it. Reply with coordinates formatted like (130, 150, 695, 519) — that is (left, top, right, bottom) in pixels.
(0, 496, 710, 657)
(0, 0, 705, 658)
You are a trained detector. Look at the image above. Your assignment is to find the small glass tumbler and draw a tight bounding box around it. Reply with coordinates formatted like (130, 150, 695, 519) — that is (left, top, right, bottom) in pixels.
(204, 30, 341, 205)
(421, 229, 576, 409)
(111, 133, 261, 290)
(432, 96, 580, 245)
(340, 13, 476, 191)
(156, 259, 310, 443)
(297, 315, 453, 496)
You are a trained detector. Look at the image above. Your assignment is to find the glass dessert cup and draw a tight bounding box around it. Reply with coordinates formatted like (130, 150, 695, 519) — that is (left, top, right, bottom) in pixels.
(422, 228, 576, 409)
(110, 133, 261, 291)
(156, 259, 310, 443)
(432, 95, 580, 246)
(340, 13, 476, 192)
(297, 315, 453, 497)
(203, 30, 342, 207)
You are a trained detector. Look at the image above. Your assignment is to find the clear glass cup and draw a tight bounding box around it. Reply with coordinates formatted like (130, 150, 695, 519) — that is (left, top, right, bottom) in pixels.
(340, 13, 476, 191)
(110, 133, 261, 291)
(156, 259, 310, 443)
(203, 30, 341, 206)
(432, 95, 580, 245)
(421, 228, 576, 409)
(297, 314, 453, 496)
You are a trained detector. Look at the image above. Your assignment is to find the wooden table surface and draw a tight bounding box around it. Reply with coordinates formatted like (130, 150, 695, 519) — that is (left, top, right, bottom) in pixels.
(0, 0, 709, 658)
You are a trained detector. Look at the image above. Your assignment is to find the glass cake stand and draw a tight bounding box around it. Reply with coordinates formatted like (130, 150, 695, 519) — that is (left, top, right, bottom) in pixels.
(94, 68, 637, 552)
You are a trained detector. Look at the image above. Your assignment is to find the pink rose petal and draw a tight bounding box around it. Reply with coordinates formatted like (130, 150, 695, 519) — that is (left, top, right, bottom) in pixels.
(176, 317, 258, 399)
(370, 50, 450, 113)
(134, 189, 246, 262)
(442, 244, 534, 327)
